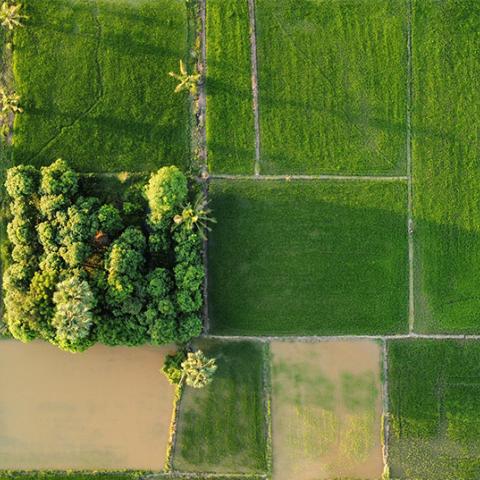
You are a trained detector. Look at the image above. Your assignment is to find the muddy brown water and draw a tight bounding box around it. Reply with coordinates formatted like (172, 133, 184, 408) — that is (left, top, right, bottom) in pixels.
(271, 340, 383, 480)
(0, 340, 175, 470)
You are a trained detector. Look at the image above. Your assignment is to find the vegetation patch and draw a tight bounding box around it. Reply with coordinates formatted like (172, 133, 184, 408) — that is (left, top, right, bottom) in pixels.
(206, 0, 255, 174)
(208, 179, 408, 335)
(12, 0, 191, 172)
(2, 160, 206, 351)
(412, 0, 480, 333)
(270, 340, 383, 480)
(0, 341, 176, 469)
(0, 475, 259, 480)
(255, 0, 407, 175)
(173, 339, 267, 473)
(389, 340, 480, 479)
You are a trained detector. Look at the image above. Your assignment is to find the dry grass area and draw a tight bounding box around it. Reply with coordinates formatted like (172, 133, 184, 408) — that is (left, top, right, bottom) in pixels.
(270, 340, 383, 480)
(0, 341, 176, 470)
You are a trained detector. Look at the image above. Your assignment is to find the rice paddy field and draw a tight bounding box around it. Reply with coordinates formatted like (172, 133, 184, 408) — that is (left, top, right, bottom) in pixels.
(254, 0, 408, 176)
(0, 341, 176, 470)
(388, 340, 480, 479)
(2, 0, 480, 479)
(173, 340, 267, 473)
(270, 340, 383, 480)
(412, 0, 480, 333)
(208, 179, 408, 335)
(12, 0, 191, 172)
(205, 0, 254, 173)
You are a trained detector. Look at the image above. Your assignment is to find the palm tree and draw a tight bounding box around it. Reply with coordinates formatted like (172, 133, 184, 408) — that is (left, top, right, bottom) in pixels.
(173, 191, 216, 240)
(0, 87, 23, 114)
(181, 350, 217, 388)
(168, 59, 201, 95)
(0, 2, 26, 31)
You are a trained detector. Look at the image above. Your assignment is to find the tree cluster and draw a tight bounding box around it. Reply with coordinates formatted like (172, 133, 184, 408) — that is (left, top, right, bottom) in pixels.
(3, 160, 206, 352)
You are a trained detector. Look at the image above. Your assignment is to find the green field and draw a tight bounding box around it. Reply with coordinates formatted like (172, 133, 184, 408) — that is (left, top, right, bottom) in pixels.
(0, 474, 144, 480)
(173, 340, 267, 473)
(12, 0, 191, 173)
(254, 0, 407, 175)
(389, 340, 480, 479)
(208, 179, 408, 335)
(412, 0, 480, 333)
(0, 474, 258, 480)
(206, 0, 255, 174)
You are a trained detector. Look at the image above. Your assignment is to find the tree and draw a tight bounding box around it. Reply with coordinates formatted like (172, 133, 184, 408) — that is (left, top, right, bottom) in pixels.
(5, 164, 37, 198)
(173, 191, 216, 240)
(146, 166, 188, 221)
(52, 276, 95, 352)
(97, 203, 123, 235)
(168, 60, 201, 95)
(181, 350, 217, 388)
(0, 2, 26, 30)
(146, 165, 188, 254)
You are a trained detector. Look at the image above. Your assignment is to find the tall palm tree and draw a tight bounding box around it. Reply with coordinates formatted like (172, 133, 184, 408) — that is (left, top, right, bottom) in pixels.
(0, 2, 26, 31)
(168, 60, 201, 95)
(181, 350, 217, 388)
(173, 191, 216, 240)
(0, 87, 22, 114)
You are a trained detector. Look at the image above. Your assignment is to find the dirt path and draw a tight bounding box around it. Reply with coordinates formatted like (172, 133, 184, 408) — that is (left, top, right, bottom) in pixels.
(0, 341, 176, 470)
(247, 0, 261, 175)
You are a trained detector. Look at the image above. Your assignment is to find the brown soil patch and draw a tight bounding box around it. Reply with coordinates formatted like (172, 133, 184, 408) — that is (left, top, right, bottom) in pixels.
(0, 340, 176, 470)
(271, 340, 383, 480)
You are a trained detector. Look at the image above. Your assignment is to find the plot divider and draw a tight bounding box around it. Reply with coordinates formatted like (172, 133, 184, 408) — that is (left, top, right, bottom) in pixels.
(206, 174, 408, 182)
(198, 0, 208, 176)
(247, 0, 262, 175)
(203, 333, 480, 342)
(382, 340, 391, 475)
(407, 0, 415, 333)
(262, 342, 274, 479)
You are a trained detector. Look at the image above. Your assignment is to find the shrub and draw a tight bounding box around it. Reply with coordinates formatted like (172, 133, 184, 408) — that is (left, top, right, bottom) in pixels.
(162, 350, 187, 385)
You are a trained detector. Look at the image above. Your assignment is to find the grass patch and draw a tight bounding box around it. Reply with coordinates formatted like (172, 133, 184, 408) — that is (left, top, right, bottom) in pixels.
(412, 0, 480, 333)
(388, 339, 480, 479)
(0, 475, 144, 480)
(173, 339, 267, 473)
(0, 475, 260, 480)
(12, 0, 191, 173)
(255, 0, 407, 175)
(206, 0, 255, 173)
(208, 179, 408, 335)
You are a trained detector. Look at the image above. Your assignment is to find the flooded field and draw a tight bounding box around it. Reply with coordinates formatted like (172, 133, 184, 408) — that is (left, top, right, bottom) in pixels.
(0, 340, 175, 470)
(270, 340, 384, 480)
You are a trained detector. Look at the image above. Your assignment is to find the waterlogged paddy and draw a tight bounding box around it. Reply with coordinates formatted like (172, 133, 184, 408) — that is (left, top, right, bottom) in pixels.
(0, 341, 175, 469)
(270, 340, 383, 480)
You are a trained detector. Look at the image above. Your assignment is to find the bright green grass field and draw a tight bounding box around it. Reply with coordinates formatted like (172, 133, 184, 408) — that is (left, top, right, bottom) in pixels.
(206, 0, 255, 174)
(173, 340, 267, 473)
(12, 0, 190, 173)
(208, 180, 408, 335)
(388, 340, 480, 480)
(0, 475, 143, 480)
(0, 474, 257, 480)
(255, 0, 407, 175)
(412, 0, 480, 333)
